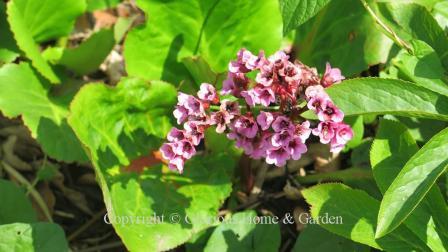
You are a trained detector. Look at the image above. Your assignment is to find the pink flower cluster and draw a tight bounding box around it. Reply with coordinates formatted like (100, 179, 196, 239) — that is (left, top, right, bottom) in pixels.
(160, 49, 353, 173)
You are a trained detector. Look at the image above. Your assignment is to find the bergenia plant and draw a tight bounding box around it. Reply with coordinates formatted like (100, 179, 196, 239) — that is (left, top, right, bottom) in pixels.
(160, 49, 353, 172)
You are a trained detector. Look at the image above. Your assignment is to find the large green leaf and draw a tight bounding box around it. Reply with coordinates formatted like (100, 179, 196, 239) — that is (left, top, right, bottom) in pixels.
(0, 179, 37, 225)
(0, 222, 68, 252)
(302, 183, 431, 251)
(124, 0, 282, 85)
(377, 127, 448, 238)
(391, 40, 448, 97)
(68, 78, 236, 251)
(374, 3, 448, 69)
(371, 119, 447, 250)
(280, 0, 331, 35)
(292, 224, 369, 252)
(433, 1, 448, 30)
(0, 63, 87, 162)
(294, 0, 393, 75)
(204, 211, 281, 252)
(59, 29, 115, 75)
(8, 0, 85, 43)
(86, 0, 121, 11)
(0, 2, 19, 63)
(326, 78, 448, 121)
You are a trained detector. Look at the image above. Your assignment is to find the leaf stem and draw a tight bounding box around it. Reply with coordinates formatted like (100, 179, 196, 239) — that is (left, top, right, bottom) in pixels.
(1, 161, 53, 222)
(360, 0, 413, 53)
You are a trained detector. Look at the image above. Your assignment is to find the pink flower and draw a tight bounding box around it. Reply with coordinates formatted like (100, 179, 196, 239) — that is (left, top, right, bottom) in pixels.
(256, 111, 274, 130)
(256, 63, 275, 86)
(266, 147, 290, 167)
(312, 121, 337, 144)
(288, 137, 307, 160)
(167, 128, 186, 142)
(305, 85, 330, 112)
(318, 102, 344, 122)
(210, 111, 232, 133)
(331, 122, 353, 151)
(160, 143, 176, 160)
(272, 116, 294, 132)
(321, 63, 344, 87)
(294, 121, 311, 143)
(197, 83, 218, 103)
(177, 92, 204, 116)
(168, 157, 185, 173)
(229, 49, 262, 73)
(241, 89, 258, 107)
(254, 86, 276, 107)
(234, 116, 259, 138)
(268, 51, 289, 70)
(279, 62, 301, 83)
(271, 130, 293, 147)
(221, 72, 249, 96)
(173, 106, 189, 124)
(184, 121, 205, 145)
(220, 100, 240, 115)
(173, 140, 196, 159)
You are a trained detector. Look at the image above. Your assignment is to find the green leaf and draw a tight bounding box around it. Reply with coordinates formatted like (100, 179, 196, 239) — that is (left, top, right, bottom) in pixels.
(326, 78, 448, 121)
(371, 119, 447, 251)
(68, 78, 236, 251)
(292, 224, 369, 252)
(86, 0, 120, 11)
(294, 0, 393, 76)
(0, 63, 87, 162)
(391, 40, 448, 97)
(395, 116, 447, 142)
(0, 2, 19, 63)
(0, 179, 37, 224)
(9, 0, 85, 43)
(204, 211, 281, 252)
(376, 127, 448, 238)
(6, 1, 59, 83)
(375, 3, 448, 69)
(0, 222, 68, 252)
(124, 0, 282, 85)
(302, 183, 431, 251)
(59, 29, 115, 75)
(433, 1, 448, 31)
(182, 56, 225, 88)
(280, 0, 331, 35)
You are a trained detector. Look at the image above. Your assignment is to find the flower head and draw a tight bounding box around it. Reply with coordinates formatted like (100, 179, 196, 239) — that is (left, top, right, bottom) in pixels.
(321, 63, 344, 87)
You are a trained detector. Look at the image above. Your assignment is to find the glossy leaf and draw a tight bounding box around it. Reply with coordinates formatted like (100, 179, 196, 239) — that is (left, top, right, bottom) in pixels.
(377, 127, 448, 237)
(292, 224, 369, 252)
(302, 183, 431, 251)
(371, 119, 447, 250)
(68, 78, 236, 251)
(294, 0, 393, 75)
(86, 0, 120, 11)
(0, 63, 87, 162)
(0, 179, 37, 225)
(375, 3, 448, 69)
(0, 222, 68, 252)
(0, 2, 19, 63)
(59, 29, 115, 75)
(280, 0, 331, 34)
(326, 78, 448, 121)
(124, 0, 282, 85)
(204, 211, 281, 252)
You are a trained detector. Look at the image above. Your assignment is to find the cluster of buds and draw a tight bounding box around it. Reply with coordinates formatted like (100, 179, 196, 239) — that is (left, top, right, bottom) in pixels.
(160, 49, 353, 173)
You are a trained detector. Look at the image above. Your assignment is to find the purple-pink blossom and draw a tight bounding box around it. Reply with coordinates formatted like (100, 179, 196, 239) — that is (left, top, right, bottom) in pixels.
(321, 63, 345, 87)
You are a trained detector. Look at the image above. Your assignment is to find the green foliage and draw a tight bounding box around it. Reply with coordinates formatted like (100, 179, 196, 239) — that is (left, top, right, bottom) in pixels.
(326, 78, 448, 121)
(377, 127, 448, 237)
(0, 2, 19, 63)
(292, 225, 369, 252)
(302, 183, 431, 250)
(59, 29, 115, 75)
(86, 0, 121, 11)
(204, 211, 281, 251)
(294, 0, 393, 75)
(68, 78, 236, 251)
(371, 119, 447, 250)
(124, 0, 283, 85)
(280, 0, 331, 35)
(0, 222, 68, 252)
(0, 63, 87, 162)
(0, 179, 37, 225)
